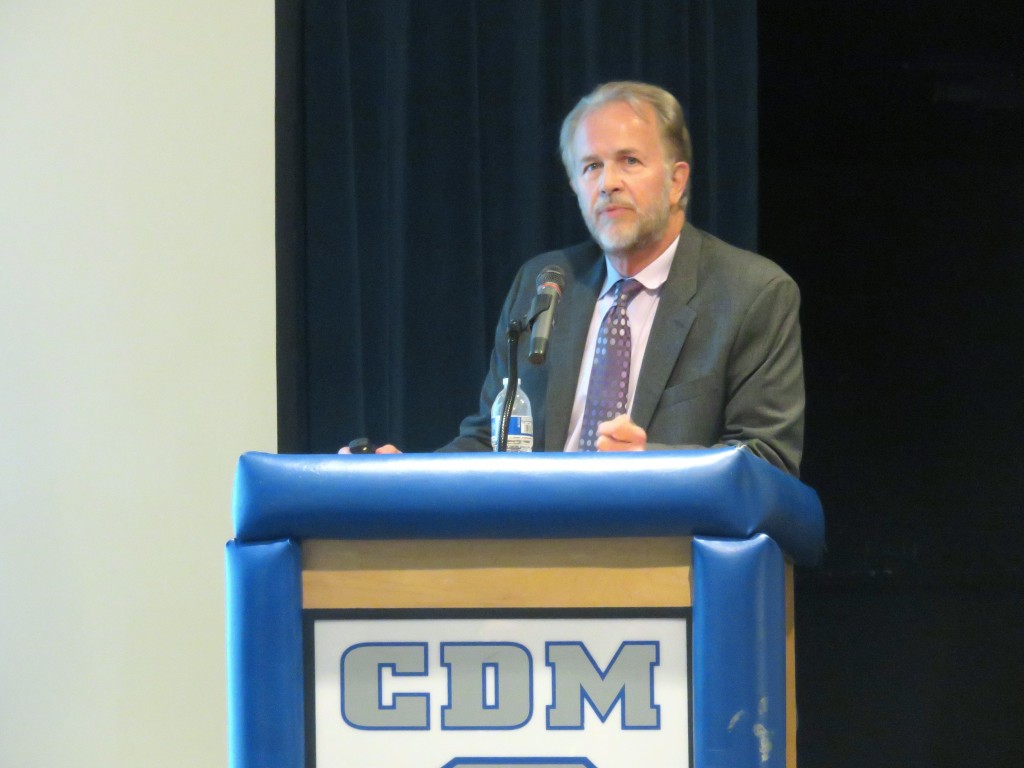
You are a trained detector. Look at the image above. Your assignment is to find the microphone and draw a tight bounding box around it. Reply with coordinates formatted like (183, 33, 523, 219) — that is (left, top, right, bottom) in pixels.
(527, 265, 566, 364)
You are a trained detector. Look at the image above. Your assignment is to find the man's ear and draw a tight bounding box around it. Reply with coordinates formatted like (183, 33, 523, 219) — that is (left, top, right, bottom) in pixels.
(670, 161, 690, 206)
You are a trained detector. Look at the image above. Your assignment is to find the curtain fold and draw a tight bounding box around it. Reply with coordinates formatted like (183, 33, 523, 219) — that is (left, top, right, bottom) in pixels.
(277, 0, 758, 453)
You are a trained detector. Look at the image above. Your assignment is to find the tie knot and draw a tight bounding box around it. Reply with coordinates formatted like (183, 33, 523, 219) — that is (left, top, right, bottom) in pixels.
(613, 278, 644, 307)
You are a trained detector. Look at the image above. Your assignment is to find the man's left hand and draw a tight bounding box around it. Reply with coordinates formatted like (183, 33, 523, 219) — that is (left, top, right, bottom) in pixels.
(595, 414, 647, 451)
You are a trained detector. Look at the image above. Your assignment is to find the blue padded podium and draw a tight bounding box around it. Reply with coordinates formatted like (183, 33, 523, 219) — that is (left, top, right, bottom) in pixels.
(227, 446, 823, 768)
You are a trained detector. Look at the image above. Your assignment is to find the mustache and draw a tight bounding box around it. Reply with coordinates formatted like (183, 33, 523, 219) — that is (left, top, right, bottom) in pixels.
(596, 197, 636, 214)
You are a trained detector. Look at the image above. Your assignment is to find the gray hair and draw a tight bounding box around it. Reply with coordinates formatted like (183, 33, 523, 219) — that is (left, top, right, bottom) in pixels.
(559, 81, 693, 206)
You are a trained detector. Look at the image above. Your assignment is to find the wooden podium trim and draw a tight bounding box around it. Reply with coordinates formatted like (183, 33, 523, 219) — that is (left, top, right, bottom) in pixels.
(301, 537, 693, 609)
(786, 563, 797, 768)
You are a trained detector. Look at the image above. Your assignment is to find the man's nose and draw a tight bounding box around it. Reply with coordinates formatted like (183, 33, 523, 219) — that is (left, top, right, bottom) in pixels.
(599, 166, 622, 195)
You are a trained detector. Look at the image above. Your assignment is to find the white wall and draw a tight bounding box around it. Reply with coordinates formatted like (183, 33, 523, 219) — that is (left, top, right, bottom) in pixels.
(0, 3, 275, 765)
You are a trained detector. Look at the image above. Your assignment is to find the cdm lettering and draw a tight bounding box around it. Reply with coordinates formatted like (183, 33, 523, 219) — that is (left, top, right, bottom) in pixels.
(340, 640, 662, 730)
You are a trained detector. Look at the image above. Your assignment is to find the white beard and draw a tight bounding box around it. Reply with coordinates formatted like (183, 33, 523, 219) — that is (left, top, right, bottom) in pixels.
(581, 183, 671, 256)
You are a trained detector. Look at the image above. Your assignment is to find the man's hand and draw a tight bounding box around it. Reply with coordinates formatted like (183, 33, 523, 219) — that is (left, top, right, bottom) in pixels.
(595, 414, 647, 452)
(338, 443, 402, 454)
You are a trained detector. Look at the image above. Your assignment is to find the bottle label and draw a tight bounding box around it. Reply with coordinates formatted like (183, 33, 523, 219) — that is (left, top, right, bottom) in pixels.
(490, 415, 534, 452)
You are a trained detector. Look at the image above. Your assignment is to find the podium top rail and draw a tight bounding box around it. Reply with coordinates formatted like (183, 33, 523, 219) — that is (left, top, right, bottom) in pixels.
(232, 446, 824, 566)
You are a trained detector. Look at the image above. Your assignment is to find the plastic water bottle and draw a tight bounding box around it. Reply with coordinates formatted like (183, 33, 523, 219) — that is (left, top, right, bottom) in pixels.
(490, 378, 534, 452)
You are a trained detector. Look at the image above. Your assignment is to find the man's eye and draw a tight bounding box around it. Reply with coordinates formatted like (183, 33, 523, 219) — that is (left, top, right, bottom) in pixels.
(624, 156, 640, 166)
(583, 162, 600, 173)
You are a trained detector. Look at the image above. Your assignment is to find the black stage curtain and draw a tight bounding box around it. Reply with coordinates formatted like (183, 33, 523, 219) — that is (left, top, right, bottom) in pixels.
(277, 0, 758, 453)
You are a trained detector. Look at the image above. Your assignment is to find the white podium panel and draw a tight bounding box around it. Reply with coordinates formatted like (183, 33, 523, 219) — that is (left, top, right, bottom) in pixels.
(307, 611, 691, 768)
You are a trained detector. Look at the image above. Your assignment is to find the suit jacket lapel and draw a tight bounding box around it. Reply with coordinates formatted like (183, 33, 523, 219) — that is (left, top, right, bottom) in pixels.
(543, 251, 604, 449)
(630, 224, 701, 429)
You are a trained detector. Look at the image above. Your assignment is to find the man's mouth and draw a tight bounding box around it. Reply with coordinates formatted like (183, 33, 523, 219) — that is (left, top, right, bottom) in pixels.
(598, 203, 635, 218)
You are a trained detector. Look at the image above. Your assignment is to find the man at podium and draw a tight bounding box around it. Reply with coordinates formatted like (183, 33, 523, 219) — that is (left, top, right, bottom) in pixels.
(351, 81, 804, 477)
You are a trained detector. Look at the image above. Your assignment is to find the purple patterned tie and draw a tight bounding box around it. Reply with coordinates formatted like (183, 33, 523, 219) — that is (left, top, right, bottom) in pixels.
(579, 278, 645, 451)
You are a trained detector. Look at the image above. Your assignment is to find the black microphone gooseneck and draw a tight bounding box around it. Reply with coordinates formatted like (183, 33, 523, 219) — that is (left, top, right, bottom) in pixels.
(496, 318, 525, 452)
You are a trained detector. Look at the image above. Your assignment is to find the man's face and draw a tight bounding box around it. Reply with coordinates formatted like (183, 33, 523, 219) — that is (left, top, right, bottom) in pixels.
(570, 101, 687, 259)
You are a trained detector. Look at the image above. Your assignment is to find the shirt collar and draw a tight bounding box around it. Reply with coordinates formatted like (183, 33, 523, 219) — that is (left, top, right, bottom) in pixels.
(599, 233, 681, 298)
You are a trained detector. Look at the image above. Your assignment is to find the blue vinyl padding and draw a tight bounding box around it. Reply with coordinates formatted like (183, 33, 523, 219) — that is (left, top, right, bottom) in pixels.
(226, 539, 304, 768)
(227, 447, 820, 767)
(692, 535, 788, 768)
(232, 446, 824, 566)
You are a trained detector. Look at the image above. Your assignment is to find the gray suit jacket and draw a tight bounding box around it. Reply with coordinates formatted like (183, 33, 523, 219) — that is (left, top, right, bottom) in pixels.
(440, 223, 805, 476)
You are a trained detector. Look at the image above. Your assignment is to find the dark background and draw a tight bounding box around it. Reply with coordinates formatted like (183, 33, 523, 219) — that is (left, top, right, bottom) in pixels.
(759, 2, 1024, 765)
(277, 1, 1024, 765)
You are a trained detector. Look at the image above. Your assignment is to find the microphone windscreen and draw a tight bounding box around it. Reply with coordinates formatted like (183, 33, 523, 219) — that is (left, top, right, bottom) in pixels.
(536, 265, 566, 294)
